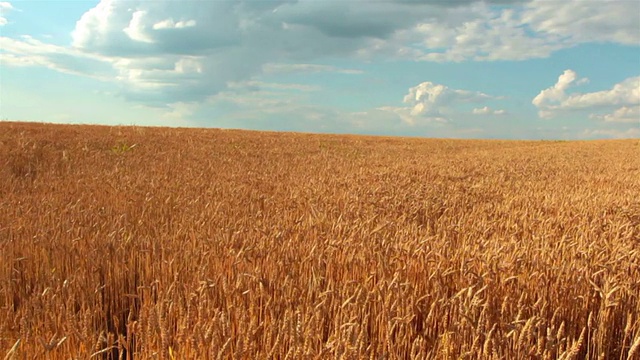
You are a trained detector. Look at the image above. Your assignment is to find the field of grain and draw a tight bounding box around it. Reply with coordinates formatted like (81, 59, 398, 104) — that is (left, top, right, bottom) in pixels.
(1, 121, 639, 359)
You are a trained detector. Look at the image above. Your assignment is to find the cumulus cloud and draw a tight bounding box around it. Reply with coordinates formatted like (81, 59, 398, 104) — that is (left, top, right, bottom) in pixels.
(533, 70, 640, 123)
(522, 0, 640, 46)
(561, 77, 640, 109)
(123, 10, 155, 43)
(532, 70, 588, 111)
(2, 0, 638, 112)
(0, 1, 14, 26)
(360, 0, 639, 62)
(380, 81, 499, 124)
(153, 18, 197, 30)
(62, 0, 385, 102)
(472, 106, 506, 115)
(72, 0, 241, 55)
(590, 106, 640, 124)
(407, 5, 568, 62)
(405, 82, 492, 115)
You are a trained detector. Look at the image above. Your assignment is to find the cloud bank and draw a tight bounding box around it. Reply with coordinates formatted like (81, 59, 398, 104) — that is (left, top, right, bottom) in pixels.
(1, 0, 638, 138)
(533, 69, 640, 124)
(2, 0, 638, 106)
(379, 81, 500, 124)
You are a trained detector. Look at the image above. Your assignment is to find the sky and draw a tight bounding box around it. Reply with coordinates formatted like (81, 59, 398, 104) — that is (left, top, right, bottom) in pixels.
(0, 0, 639, 139)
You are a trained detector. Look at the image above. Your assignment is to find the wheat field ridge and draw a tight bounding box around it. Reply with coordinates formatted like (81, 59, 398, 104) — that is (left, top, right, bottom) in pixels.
(0, 122, 639, 359)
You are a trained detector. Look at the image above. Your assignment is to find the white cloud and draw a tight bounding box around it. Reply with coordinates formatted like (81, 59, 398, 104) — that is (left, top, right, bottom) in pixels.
(2, 0, 638, 117)
(590, 106, 640, 124)
(522, 0, 640, 46)
(472, 106, 506, 115)
(413, 5, 567, 62)
(0, 35, 114, 80)
(0, 1, 14, 26)
(123, 10, 155, 43)
(405, 81, 492, 115)
(380, 81, 499, 124)
(72, 1, 240, 55)
(532, 69, 586, 110)
(360, 0, 639, 62)
(153, 18, 197, 30)
(533, 70, 640, 123)
(561, 77, 640, 109)
(71, 0, 123, 51)
(67, 0, 579, 97)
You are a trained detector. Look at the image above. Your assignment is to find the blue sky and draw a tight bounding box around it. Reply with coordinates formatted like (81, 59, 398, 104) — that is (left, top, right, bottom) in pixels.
(1, 0, 638, 139)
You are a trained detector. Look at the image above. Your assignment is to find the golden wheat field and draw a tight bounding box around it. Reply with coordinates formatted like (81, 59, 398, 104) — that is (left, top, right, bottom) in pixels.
(1, 121, 639, 359)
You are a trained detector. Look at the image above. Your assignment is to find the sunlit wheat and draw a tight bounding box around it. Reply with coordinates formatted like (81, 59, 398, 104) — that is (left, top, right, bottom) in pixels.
(1, 122, 638, 359)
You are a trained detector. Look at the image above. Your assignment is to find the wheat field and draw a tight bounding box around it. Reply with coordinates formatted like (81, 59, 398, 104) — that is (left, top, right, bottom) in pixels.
(1, 121, 639, 359)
